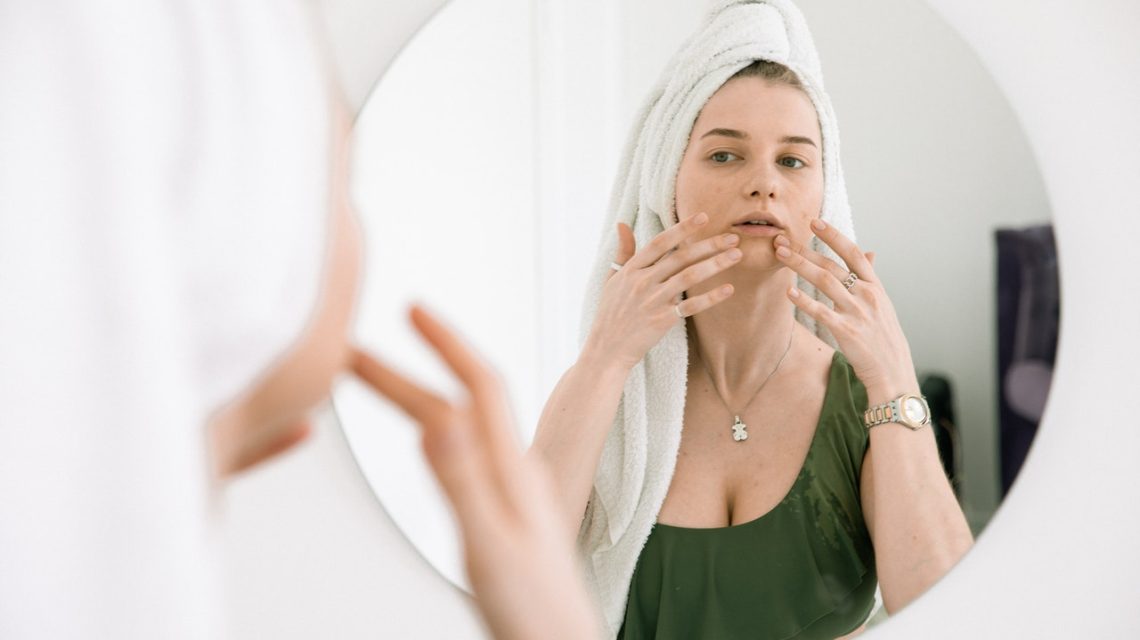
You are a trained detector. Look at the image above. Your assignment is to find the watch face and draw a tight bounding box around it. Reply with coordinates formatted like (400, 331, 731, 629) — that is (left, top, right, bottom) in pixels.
(904, 397, 928, 423)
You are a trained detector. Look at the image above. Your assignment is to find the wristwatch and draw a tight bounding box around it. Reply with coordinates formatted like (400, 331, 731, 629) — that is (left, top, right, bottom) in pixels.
(863, 393, 931, 430)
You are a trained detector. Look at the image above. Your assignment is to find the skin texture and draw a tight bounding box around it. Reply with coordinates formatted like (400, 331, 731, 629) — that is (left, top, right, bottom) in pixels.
(531, 74, 975, 624)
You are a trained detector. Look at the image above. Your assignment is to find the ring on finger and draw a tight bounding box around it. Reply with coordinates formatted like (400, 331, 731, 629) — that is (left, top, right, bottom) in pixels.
(610, 261, 624, 271)
(674, 303, 685, 319)
(842, 271, 858, 291)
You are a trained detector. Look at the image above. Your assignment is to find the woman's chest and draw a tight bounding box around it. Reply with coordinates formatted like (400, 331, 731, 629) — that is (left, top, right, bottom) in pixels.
(656, 372, 828, 528)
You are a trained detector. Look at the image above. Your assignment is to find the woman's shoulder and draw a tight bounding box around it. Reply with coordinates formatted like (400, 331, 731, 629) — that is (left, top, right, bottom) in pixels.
(791, 328, 867, 431)
(790, 327, 836, 379)
(783, 327, 871, 418)
(783, 331, 869, 485)
(822, 351, 870, 462)
(830, 350, 868, 409)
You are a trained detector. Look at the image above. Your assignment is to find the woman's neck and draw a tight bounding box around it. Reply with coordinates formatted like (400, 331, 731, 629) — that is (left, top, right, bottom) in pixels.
(687, 269, 800, 406)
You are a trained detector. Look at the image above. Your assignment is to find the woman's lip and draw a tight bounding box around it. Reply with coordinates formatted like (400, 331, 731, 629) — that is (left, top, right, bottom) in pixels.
(732, 223, 782, 237)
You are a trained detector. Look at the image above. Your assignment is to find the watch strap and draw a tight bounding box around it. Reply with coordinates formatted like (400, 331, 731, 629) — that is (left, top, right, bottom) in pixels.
(863, 393, 930, 430)
(864, 399, 901, 428)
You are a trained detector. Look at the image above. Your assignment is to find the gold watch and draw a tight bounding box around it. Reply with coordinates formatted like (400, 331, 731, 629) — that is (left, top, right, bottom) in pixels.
(863, 393, 931, 430)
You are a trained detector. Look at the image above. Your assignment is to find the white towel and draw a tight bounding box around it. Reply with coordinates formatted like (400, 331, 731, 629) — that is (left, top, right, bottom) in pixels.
(576, 1, 857, 634)
(0, 3, 330, 637)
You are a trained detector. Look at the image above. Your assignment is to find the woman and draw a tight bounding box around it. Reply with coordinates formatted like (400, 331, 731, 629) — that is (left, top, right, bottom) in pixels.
(530, 1, 974, 638)
(0, 3, 595, 638)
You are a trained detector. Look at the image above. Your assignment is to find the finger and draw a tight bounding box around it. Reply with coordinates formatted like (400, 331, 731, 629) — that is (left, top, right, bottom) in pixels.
(786, 286, 844, 334)
(651, 232, 740, 281)
(625, 211, 709, 270)
(661, 246, 743, 299)
(350, 347, 499, 524)
(350, 347, 453, 427)
(407, 306, 529, 518)
(775, 242, 854, 310)
(407, 305, 523, 490)
(406, 306, 502, 399)
(810, 218, 876, 280)
(675, 283, 735, 318)
(419, 412, 501, 531)
(866, 251, 876, 267)
(607, 223, 636, 280)
(774, 234, 847, 282)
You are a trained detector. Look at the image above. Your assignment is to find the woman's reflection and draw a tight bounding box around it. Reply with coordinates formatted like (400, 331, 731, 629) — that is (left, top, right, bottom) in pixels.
(529, 1, 973, 638)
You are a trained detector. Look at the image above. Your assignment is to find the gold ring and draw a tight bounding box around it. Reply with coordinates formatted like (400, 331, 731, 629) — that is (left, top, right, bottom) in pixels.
(842, 272, 858, 291)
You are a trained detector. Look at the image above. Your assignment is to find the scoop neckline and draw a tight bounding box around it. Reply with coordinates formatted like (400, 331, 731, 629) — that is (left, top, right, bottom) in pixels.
(653, 349, 843, 533)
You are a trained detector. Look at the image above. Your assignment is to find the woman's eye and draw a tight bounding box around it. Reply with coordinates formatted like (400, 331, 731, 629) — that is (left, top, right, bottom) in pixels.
(710, 151, 739, 163)
(780, 156, 807, 169)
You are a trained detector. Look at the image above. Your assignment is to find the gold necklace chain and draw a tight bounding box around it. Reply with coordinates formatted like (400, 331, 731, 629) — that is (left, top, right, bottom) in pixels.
(695, 324, 795, 442)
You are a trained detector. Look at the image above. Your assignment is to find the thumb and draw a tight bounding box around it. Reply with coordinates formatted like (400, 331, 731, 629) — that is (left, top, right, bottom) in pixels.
(609, 222, 636, 278)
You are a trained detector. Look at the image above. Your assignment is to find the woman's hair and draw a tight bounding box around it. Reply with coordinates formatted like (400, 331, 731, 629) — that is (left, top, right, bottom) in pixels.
(730, 59, 805, 91)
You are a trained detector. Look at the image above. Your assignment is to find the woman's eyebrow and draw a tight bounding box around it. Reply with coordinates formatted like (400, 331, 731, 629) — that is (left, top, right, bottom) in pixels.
(700, 127, 749, 140)
(781, 135, 818, 147)
(699, 128, 818, 148)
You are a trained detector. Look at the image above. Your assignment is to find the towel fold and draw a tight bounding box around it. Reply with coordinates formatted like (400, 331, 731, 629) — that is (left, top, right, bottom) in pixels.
(576, 1, 857, 634)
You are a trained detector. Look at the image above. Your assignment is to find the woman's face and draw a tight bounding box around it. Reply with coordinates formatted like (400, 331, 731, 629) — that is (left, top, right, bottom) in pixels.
(674, 75, 824, 275)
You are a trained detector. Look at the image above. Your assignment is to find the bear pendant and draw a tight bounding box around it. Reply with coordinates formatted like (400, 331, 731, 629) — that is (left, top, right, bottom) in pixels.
(731, 415, 748, 442)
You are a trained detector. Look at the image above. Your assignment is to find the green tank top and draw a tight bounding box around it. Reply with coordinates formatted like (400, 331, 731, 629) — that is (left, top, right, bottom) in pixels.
(618, 351, 877, 640)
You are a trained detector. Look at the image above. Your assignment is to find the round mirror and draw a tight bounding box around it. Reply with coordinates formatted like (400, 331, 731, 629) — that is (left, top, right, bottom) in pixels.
(335, 0, 1057, 614)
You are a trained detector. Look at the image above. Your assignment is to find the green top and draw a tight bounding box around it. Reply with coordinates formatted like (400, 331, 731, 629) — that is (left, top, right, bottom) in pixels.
(618, 351, 877, 640)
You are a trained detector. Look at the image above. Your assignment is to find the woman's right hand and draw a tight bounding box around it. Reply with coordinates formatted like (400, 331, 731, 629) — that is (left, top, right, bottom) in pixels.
(528, 213, 741, 533)
(351, 307, 600, 640)
(585, 212, 741, 370)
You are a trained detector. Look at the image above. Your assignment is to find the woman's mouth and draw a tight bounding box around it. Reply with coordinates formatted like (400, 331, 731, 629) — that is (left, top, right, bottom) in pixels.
(732, 221, 782, 237)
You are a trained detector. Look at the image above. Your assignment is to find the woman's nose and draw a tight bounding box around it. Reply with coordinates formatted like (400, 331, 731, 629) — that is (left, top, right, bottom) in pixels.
(745, 166, 778, 200)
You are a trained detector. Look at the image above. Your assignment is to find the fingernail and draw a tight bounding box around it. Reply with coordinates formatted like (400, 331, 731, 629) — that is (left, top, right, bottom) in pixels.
(726, 248, 742, 260)
(774, 234, 789, 246)
(724, 234, 740, 245)
(695, 212, 709, 224)
(776, 246, 791, 257)
(721, 285, 734, 295)
(788, 287, 800, 298)
(811, 219, 826, 231)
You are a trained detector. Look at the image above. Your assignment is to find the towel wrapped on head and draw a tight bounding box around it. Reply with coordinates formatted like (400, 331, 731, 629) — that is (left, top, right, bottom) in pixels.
(576, 1, 857, 634)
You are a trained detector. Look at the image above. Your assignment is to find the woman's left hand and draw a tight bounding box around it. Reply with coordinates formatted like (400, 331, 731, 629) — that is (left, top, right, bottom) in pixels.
(774, 218, 917, 398)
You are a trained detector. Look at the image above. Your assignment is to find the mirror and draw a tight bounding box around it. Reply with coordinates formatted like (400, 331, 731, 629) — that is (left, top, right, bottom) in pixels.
(335, 0, 1056, 611)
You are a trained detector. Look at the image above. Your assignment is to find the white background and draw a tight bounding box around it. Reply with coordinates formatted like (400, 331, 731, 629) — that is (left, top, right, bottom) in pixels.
(219, 0, 1140, 637)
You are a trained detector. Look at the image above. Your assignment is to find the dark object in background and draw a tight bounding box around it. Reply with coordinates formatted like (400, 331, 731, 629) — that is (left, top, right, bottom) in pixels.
(920, 374, 962, 500)
(995, 225, 1060, 498)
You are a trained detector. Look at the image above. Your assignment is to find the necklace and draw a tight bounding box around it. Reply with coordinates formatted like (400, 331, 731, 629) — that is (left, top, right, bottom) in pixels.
(696, 324, 795, 442)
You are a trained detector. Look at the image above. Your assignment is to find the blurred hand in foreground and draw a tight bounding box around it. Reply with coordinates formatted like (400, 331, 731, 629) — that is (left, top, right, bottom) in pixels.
(350, 306, 600, 640)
